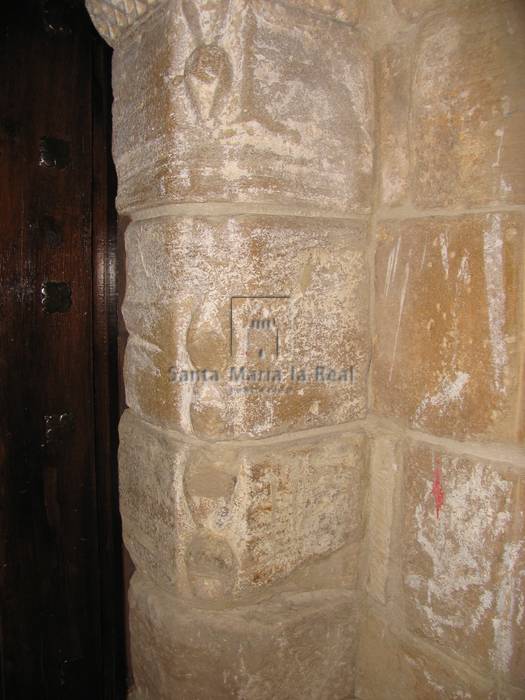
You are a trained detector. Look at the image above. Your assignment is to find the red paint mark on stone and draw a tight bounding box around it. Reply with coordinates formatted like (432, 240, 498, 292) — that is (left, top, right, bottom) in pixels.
(432, 465, 445, 519)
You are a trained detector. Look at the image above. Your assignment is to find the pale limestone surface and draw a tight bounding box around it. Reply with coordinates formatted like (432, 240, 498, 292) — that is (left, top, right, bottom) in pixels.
(86, 0, 165, 46)
(283, 0, 363, 24)
(119, 410, 366, 599)
(356, 609, 497, 700)
(377, 0, 525, 209)
(129, 572, 358, 700)
(111, 0, 373, 214)
(375, 38, 412, 207)
(411, 1, 525, 208)
(357, 436, 525, 699)
(368, 1, 525, 690)
(392, 0, 472, 22)
(123, 215, 369, 438)
(87, 0, 363, 47)
(82, 0, 525, 696)
(373, 213, 524, 442)
(401, 442, 525, 684)
(392, 0, 439, 21)
(365, 435, 398, 604)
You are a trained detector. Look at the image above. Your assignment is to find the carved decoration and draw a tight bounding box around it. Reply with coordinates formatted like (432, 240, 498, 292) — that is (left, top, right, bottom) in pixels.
(184, 44, 233, 122)
(85, 0, 166, 47)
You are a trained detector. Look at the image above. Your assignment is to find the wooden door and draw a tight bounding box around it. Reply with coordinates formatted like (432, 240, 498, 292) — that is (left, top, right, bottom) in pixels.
(0, 1, 122, 697)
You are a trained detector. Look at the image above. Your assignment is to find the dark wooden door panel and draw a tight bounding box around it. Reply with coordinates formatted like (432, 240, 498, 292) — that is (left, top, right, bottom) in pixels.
(0, 3, 121, 698)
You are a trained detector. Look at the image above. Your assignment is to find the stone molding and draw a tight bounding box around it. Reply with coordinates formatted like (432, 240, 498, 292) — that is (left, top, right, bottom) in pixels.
(86, 0, 361, 47)
(85, 0, 166, 47)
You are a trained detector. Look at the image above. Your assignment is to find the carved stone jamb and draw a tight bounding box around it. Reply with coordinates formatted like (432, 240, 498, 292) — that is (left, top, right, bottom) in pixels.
(86, 0, 166, 47)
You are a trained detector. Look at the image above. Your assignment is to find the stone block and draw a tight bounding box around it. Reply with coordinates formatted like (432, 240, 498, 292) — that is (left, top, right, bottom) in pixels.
(129, 572, 358, 700)
(409, 0, 525, 208)
(282, 0, 363, 24)
(401, 440, 525, 684)
(505, 482, 525, 688)
(119, 410, 366, 598)
(376, 1, 525, 208)
(123, 215, 369, 439)
(373, 213, 524, 442)
(86, 0, 162, 46)
(228, 430, 367, 595)
(112, 0, 373, 214)
(277, 540, 362, 593)
(356, 609, 495, 700)
(118, 411, 192, 593)
(376, 37, 412, 207)
(392, 0, 463, 22)
(366, 435, 400, 604)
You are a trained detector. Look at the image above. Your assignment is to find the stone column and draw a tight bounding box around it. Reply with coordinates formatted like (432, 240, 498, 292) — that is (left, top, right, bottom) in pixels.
(86, 1, 372, 698)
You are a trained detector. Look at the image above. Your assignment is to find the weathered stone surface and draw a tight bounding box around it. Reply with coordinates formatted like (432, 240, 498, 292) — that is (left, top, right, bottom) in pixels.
(392, 0, 438, 21)
(392, 0, 468, 22)
(500, 481, 525, 689)
(228, 431, 367, 595)
(89, 0, 525, 695)
(283, 0, 363, 24)
(401, 441, 525, 684)
(409, 0, 525, 208)
(111, 0, 373, 214)
(356, 609, 496, 700)
(123, 215, 369, 438)
(129, 572, 358, 700)
(85, 0, 364, 47)
(373, 213, 524, 442)
(359, 0, 408, 50)
(119, 410, 366, 598)
(376, 1, 525, 208)
(86, 0, 163, 47)
(376, 37, 412, 207)
(118, 411, 190, 593)
(277, 540, 362, 593)
(366, 435, 399, 604)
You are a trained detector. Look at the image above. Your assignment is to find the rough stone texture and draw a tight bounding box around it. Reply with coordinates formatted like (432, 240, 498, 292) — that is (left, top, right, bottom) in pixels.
(356, 609, 497, 700)
(391, 0, 438, 22)
(85, 0, 525, 695)
(123, 215, 369, 439)
(401, 441, 525, 685)
(373, 213, 524, 442)
(392, 0, 471, 23)
(365, 434, 399, 604)
(410, 0, 525, 208)
(86, 0, 165, 46)
(111, 0, 373, 214)
(87, 0, 363, 47)
(129, 572, 358, 700)
(375, 38, 412, 207)
(119, 410, 366, 599)
(368, 1, 525, 689)
(377, 0, 525, 208)
(282, 0, 363, 24)
(508, 502, 525, 689)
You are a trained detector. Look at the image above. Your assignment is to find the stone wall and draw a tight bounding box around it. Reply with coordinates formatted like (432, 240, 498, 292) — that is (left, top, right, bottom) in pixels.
(357, 0, 525, 698)
(85, 0, 525, 697)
